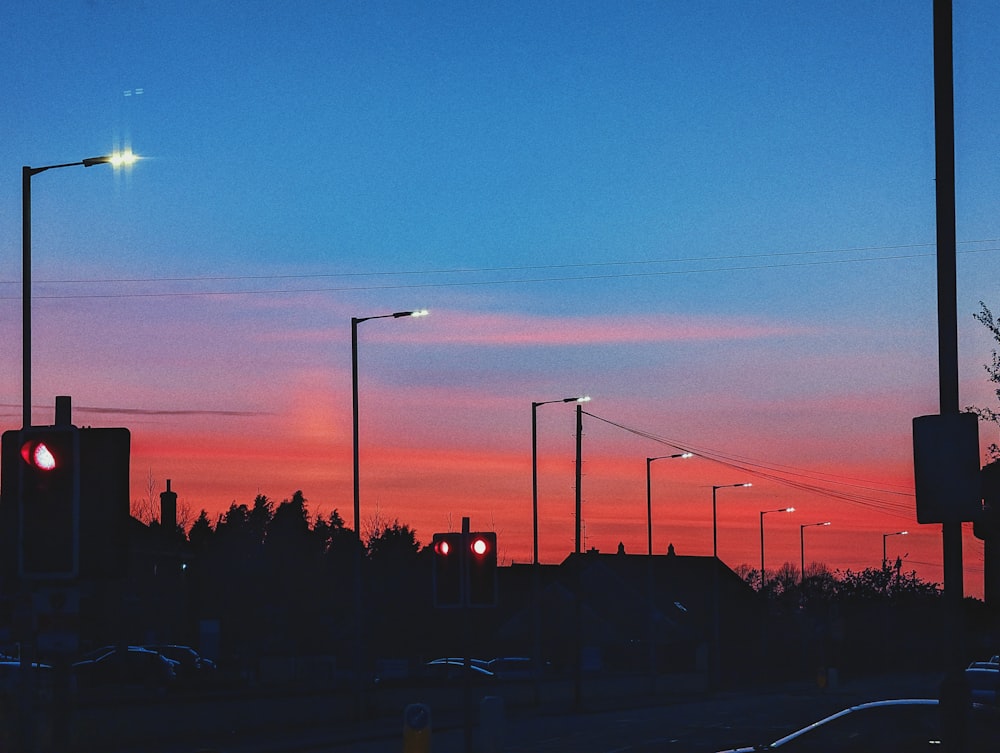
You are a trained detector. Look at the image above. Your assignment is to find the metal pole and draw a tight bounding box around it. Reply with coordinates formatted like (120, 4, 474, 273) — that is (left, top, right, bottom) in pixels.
(575, 404, 582, 554)
(531, 401, 541, 705)
(933, 6, 966, 746)
(646, 458, 654, 556)
(760, 511, 766, 591)
(800, 526, 806, 586)
(933, 0, 963, 603)
(22, 166, 32, 429)
(352, 317, 361, 542)
(712, 487, 719, 559)
(532, 403, 540, 565)
(349, 316, 365, 710)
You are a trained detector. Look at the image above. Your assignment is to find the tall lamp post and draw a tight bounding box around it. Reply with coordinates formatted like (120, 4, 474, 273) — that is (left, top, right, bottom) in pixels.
(759, 507, 794, 590)
(22, 151, 138, 428)
(531, 395, 588, 699)
(882, 530, 909, 568)
(644, 451, 691, 691)
(532, 396, 590, 564)
(646, 453, 692, 555)
(800, 522, 831, 585)
(349, 308, 427, 691)
(710, 481, 750, 690)
(351, 309, 428, 542)
(711, 482, 752, 559)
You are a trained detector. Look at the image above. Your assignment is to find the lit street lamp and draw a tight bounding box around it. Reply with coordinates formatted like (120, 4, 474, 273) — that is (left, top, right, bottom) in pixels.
(711, 482, 752, 559)
(759, 507, 794, 589)
(646, 453, 693, 555)
(883, 530, 909, 567)
(22, 151, 138, 428)
(531, 395, 588, 695)
(709, 481, 750, 690)
(644, 450, 691, 690)
(800, 521, 831, 584)
(351, 309, 428, 542)
(349, 308, 427, 689)
(532, 396, 590, 565)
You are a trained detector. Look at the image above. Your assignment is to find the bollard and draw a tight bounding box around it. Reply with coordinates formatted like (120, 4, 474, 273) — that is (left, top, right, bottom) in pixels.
(403, 702, 431, 753)
(477, 696, 505, 753)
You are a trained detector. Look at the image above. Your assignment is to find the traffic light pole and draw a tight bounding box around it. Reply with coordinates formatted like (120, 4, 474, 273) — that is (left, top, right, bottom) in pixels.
(462, 517, 474, 753)
(932, 3, 968, 751)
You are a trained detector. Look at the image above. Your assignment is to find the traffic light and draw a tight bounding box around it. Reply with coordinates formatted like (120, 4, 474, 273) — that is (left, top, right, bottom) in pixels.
(1, 424, 131, 582)
(466, 532, 497, 607)
(431, 532, 463, 607)
(16, 426, 80, 579)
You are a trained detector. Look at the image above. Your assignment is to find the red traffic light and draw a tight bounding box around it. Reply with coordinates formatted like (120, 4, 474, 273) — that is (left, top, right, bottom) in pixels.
(434, 538, 453, 556)
(470, 536, 490, 557)
(21, 440, 58, 471)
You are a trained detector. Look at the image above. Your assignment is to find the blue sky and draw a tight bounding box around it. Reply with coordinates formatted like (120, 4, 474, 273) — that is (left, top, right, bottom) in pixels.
(2, 2, 998, 594)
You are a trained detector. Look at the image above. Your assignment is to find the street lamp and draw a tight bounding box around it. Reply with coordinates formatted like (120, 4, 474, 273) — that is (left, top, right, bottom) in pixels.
(646, 453, 693, 556)
(711, 483, 752, 559)
(709, 480, 750, 690)
(883, 530, 909, 567)
(22, 151, 139, 428)
(349, 308, 427, 691)
(351, 309, 428, 542)
(530, 395, 588, 697)
(643, 450, 692, 690)
(800, 522, 831, 585)
(759, 507, 794, 590)
(532, 396, 590, 565)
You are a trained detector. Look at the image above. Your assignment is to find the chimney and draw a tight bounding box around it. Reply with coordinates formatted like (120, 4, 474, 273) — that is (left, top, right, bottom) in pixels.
(160, 479, 177, 531)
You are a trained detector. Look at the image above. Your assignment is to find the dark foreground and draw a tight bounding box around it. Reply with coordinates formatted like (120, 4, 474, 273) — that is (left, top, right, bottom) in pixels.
(58, 670, 948, 753)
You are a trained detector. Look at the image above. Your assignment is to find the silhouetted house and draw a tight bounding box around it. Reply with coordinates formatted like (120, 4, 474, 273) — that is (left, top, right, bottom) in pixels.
(494, 546, 762, 681)
(80, 480, 195, 652)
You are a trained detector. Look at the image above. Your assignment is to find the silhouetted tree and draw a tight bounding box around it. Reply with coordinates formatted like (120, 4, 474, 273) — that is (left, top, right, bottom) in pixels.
(367, 519, 420, 561)
(967, 300, 1000, 460)
(188, 509, 214, 553)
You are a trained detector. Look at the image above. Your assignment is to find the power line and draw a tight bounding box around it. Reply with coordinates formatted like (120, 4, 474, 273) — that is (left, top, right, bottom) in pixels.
(1, 240, 996, 301)
(581, 410, 917, 521)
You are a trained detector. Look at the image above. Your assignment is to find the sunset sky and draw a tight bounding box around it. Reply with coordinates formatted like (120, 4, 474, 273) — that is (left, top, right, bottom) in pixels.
(2, 2, 999, 597)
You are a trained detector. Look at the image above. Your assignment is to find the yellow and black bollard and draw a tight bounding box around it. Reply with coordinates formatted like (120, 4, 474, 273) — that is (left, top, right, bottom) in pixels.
(403, 702, 431, 753)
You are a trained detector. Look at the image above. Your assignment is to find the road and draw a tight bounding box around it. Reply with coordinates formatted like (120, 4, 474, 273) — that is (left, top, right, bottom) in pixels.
(104, 671, 943, 753)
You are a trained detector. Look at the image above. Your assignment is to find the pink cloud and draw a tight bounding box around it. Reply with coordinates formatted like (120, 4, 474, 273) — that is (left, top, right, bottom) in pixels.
(359, 309, 816, 346)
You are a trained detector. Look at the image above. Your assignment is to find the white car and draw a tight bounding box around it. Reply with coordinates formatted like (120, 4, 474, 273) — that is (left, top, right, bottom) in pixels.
(716, 698, 999, 752)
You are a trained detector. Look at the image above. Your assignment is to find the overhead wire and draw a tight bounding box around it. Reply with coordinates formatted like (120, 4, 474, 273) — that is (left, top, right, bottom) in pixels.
(0, 239, 997, 301)
(581, 410, 917, 522)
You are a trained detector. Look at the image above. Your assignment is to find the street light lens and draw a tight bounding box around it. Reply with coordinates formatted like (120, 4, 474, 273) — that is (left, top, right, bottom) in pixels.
(410, 309, 429, 317)
(109, 150, 138, 167)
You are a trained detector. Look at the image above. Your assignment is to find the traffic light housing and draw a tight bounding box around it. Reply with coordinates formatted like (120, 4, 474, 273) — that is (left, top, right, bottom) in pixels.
(430, 530, 498, 608)
(78, 427, 131, 579)
(432, 532, 463, 607)
(15, 426, 80, 579)
(466, 531, 497, 607)
(1, 424, 131, 581)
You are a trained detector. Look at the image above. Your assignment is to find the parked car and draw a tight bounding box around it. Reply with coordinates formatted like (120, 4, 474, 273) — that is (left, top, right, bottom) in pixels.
(965, 664, 1000, 705)
(486, 656, 553, 680)
(142, 644, 217, 684)
(715, 698, 1000, 752)
(72, 646, 179, 693)
(420, 658, 494, 683)
(0, 660, 52, 702)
